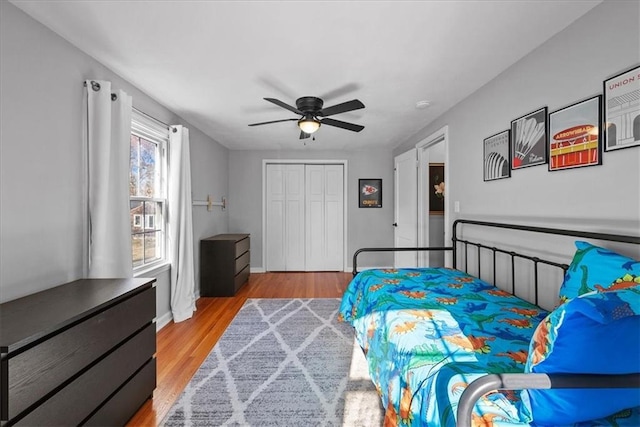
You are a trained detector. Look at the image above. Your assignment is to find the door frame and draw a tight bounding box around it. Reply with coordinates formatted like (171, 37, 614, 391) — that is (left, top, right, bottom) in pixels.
(416, 125, 451, 267)
(262, 159, 348, 272)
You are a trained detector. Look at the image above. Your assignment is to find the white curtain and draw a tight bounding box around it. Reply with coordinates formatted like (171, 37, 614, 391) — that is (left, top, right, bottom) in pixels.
(168, 125, 196, 322)
(84, 80, 133, 278)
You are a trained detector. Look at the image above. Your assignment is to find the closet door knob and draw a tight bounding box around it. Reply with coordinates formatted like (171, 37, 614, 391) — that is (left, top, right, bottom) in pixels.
(392, 223, 398, 227)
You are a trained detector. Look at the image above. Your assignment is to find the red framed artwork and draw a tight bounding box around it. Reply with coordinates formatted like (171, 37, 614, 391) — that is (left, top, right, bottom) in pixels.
(548, 96, 602, 171)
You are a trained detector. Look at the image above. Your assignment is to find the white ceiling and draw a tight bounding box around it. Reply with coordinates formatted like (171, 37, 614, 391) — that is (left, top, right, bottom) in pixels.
(11, 0, 601, 151)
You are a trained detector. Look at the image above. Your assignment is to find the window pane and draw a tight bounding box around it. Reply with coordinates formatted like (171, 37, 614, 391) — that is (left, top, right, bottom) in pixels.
(130, 135, 140, 197)
(144, 232, 161, 264)
(130, 200, 143, 232)
(143, 201, 163, 231)
(132, 234, 144, 268)
(139, 137, 158, 198)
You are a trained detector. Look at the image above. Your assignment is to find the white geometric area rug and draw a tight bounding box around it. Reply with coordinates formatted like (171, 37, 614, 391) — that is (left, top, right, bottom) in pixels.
(161, 298, 384, 427)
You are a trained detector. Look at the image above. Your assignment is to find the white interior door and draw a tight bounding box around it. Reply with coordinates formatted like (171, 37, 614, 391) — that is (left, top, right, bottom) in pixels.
(305, 165, 344, 271)
(266, 164, 305, 271)
(394, 149, 418, 267)
(285, 165, 305, 270)
(324, 165, 344, 270)
(266, 165, 286, 270)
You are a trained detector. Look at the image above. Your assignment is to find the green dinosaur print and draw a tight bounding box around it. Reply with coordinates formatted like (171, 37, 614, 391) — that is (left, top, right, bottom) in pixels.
(570, 244, 598, 272)
(578, 264, 591, 295)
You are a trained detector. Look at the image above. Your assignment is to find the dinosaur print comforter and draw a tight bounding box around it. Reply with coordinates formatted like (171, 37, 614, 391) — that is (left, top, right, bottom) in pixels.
(338, 267, 639, 427)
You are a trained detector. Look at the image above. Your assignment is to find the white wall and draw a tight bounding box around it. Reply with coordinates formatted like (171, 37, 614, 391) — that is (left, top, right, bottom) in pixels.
(0, 2, 229, 321)
(395, 0, 640, 236)
(228, 148, 396, 270)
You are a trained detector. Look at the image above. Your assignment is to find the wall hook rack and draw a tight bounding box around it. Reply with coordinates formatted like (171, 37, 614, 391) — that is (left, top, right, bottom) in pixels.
(193, 195, 226, 211)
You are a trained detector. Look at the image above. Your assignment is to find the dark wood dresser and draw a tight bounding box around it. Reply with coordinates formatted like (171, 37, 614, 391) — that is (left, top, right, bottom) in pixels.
(200, 233, 250, 296)
(0, 278, 156, 426)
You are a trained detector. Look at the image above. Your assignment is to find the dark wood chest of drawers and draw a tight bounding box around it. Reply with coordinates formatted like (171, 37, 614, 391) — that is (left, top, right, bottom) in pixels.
(0, 278, 156, 426)
(200, 233, 250, 296)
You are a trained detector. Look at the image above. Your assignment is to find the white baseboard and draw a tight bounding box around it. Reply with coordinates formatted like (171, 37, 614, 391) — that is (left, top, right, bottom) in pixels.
(251, 267, 266, 273)
(155, 311, 173, 331)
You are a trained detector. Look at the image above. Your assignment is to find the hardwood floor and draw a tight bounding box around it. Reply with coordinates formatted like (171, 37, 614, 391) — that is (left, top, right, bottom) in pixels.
(127, 272, 352, 426)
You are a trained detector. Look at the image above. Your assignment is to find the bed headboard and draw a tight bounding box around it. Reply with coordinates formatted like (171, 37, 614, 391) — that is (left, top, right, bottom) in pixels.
(452, 219, 639, 306)
(352, 219, 639, 307)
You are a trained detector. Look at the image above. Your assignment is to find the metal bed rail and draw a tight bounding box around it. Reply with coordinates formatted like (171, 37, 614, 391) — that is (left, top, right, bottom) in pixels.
(457, 373, 640, 427)
(352, 246, 453, 276)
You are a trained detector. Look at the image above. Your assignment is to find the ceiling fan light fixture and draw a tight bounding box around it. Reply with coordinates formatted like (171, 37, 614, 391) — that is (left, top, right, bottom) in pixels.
(298, 115, 320, 134)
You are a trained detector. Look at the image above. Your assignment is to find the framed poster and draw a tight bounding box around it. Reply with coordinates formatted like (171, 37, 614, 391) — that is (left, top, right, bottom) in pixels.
(510, 107, 548, 169)
(359, 179, 382, 208)
(429, 163, 445, 214)
(603, 65, 640, 151)
(549, 95, 602, 171)
(483, 130, 511, 181)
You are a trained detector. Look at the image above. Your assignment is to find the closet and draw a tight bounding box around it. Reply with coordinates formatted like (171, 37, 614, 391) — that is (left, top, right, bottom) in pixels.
(265, 163, 344, 271)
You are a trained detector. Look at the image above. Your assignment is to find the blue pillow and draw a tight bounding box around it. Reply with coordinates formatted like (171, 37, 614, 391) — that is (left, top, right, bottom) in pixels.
(520, 288, 640, 425)
(558, 241, 640, 304)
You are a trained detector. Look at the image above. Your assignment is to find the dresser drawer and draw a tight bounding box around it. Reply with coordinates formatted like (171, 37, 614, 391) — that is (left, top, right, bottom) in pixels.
(235, 250, 250, 275)
(84, 358, 156, 427)
(235, 237, 250, 258)
(6, 286, 155, 419)
(234, 264, 250, 292)
(16, 323, 155, 426)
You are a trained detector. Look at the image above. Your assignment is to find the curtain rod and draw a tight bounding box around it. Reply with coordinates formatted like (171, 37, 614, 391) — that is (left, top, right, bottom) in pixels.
(83, 80, 171, 129)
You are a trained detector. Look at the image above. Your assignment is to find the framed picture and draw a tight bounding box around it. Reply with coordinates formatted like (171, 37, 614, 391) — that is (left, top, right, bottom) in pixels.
(483, 130, 511, 181)
(549, 95, 602, 171)
(603, 65, 640, 151)
(429, 163, 445, 214)
(510, 107, 548, 169)
(359, 178, 382, 208)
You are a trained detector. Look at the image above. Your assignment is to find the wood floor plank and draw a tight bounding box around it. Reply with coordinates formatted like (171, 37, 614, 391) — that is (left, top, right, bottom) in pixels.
(126, 272, 352, 426)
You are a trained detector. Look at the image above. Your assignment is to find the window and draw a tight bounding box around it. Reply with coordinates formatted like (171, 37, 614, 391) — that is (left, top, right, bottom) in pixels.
(130, 110, 168, 269)
(145, 214, 155, 230)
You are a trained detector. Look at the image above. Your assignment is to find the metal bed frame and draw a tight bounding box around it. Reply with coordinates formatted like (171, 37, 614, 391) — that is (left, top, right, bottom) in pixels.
(351, 219, 640, 427)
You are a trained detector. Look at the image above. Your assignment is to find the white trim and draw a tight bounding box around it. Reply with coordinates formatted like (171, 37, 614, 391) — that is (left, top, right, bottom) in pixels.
(261, 159, 349, 272)
(416, 125, 450, 267)
(131, 109, 170, 143)
(251, 267, 266, 273)
(130, 112, 169, 270)
(155, 312, 173, 331)
(134, 260, 170, 278)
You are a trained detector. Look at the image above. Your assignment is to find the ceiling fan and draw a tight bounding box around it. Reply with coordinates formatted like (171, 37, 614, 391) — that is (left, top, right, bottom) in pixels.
(248, 96, 365, 139)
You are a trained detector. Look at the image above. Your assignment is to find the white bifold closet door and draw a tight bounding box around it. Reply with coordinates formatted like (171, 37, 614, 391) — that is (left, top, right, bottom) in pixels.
(265, 163, 344, 271)
(305, 164, 344, 271)
(266, 164, 305, 271)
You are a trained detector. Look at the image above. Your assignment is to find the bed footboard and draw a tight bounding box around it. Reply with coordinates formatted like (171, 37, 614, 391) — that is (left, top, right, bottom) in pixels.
(457, 373, 640, 427)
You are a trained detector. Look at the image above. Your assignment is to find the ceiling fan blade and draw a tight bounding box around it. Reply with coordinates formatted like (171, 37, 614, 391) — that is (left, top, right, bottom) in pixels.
(320, 118, 364, 132)
(300, 131, 311, 139)
(318, 99, 365, 117)
(264, 98, 303, 115)
(248, 118, 298, 126)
